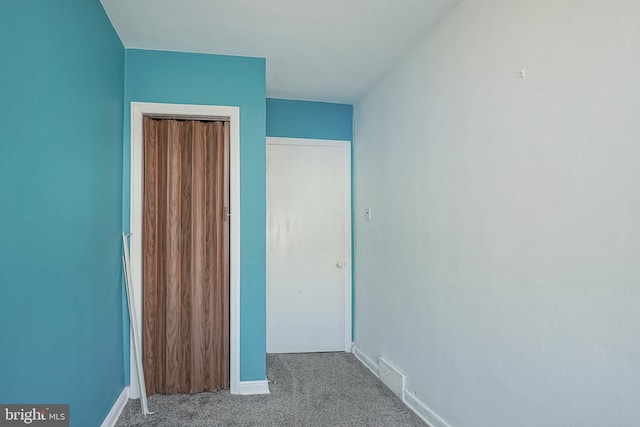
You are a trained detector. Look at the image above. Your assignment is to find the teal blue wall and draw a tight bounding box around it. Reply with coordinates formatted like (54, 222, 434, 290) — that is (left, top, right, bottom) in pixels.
(123, 49, 267, 381)
(0, 1, 125, 426)
(266, 98, 353, 141)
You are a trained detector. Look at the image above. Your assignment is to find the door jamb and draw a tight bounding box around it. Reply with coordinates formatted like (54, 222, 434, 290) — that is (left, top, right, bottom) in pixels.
(129, 102, 241, 396)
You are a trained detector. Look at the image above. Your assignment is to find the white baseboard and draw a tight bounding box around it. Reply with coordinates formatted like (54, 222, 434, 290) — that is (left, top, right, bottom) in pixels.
(238, 380, 270, 395)
(352, 343, 379, 376)
(101, 386, 129, 427)
(351, 344, 451, 427)
(404, 390, 451, 427)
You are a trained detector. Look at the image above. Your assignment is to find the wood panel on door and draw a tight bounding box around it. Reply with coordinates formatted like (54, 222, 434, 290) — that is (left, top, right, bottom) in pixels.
(143, 118, 230, 395)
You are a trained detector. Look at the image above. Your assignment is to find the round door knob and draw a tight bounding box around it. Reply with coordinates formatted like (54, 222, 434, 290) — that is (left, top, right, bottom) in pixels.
(336, 261, 344, 269)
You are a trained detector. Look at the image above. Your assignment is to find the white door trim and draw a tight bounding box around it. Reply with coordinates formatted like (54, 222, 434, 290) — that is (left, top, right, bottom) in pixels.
(266, 137, 352, 352)
(129, 102, 241, 396)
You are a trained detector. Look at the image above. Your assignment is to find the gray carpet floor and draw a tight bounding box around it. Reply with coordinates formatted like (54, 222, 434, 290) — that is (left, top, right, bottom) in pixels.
(116, 352, 426, 426)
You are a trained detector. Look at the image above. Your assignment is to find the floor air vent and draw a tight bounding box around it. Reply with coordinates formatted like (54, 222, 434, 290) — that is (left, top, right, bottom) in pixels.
(378, 357, 406, 400)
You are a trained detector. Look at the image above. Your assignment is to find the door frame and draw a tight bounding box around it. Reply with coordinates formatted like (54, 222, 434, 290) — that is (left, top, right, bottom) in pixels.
(266, 137, 352, 352)
(129, 102, 241, 396)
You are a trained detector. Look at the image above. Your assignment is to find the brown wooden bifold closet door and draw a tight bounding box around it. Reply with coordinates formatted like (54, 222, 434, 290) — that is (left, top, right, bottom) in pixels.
(142, 118, 230, 395)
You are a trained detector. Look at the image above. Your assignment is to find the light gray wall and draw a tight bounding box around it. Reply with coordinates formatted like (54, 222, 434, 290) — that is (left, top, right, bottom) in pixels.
(353, 1, 640, 426)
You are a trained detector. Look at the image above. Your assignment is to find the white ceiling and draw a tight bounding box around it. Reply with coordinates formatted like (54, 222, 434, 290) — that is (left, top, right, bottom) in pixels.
(101, 0, 461, 104)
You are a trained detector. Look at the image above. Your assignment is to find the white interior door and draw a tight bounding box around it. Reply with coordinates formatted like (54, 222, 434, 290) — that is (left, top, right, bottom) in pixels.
(266, 137, 351, 353)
